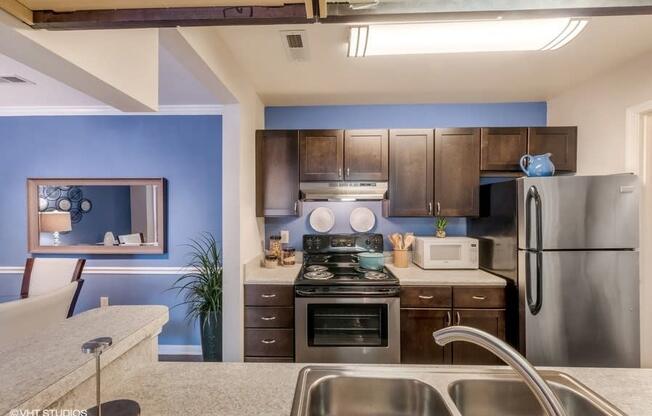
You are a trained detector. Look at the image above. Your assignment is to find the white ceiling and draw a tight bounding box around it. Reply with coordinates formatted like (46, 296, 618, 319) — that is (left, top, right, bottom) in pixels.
(0, 42, 220, 108)
(216, 15, 652, 105)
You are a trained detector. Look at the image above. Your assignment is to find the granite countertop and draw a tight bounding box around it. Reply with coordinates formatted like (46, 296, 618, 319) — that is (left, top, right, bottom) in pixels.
(244, 256, 301, 285)
(96, 362, 652, 416)
(386, 263, 507, 287)
(0, 305, 169, 416)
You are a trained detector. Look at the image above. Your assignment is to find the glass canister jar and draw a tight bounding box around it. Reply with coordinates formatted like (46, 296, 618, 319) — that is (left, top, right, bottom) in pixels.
(269, 235, 282, 260)
(282, 247, 296, 266)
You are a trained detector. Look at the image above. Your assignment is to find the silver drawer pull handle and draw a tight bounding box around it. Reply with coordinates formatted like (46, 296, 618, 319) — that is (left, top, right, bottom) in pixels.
(261, 339, 276, 344)
(261, 294, 276, 299)
(261, 316, 277, 321)
(472, 295, 487, 300)
(418, 295, 434, 300)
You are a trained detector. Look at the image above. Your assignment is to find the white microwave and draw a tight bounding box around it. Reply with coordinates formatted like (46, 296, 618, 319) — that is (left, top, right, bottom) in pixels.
(413, 237, 479, 269)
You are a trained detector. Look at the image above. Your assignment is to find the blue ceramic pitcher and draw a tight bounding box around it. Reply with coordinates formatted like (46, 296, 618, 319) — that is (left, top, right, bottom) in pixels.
(519, 153, 555, 177)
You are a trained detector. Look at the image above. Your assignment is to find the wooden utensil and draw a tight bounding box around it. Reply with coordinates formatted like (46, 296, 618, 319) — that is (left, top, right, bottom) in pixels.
(404, 234, 415, 250)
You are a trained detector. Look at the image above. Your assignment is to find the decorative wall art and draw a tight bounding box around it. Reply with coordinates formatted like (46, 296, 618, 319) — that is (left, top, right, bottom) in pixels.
(38, 186, 93, 224)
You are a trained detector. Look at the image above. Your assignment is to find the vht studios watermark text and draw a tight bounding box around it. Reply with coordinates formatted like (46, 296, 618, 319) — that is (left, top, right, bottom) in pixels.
(11, 410, 87, 416)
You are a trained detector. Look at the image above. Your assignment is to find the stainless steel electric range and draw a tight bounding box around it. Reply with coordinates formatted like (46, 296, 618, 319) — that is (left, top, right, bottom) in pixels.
(295, 233, 400, 364)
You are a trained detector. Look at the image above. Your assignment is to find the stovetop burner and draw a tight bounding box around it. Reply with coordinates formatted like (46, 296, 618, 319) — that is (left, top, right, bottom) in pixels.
(306, 265, 328, 273)
(304, 271, 334, 280)
(363, 271, 388, 280)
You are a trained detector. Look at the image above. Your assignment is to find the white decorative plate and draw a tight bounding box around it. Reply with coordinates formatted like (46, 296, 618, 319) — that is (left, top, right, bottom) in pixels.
(350, 207, 376, 232)
(309, 207, 335, 233)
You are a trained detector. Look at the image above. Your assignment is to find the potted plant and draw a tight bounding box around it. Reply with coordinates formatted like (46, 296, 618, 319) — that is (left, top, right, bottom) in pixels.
(435, 217, 448, 238)
(171, 233, 223, 361)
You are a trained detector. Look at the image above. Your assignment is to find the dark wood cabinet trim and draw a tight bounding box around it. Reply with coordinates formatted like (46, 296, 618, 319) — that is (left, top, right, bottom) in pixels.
(480, 127, 528, 171)
(453, 287, 506, 309)
(299, 129, 344, 182)
(434, 128, 480, 217)
(527, 126, 578, 172)
(256, 130, 301, 217)
(400, 308, 452, 364)
(400, 286, 452, 308)
(344, 129, 389, 181)
(386, 129, 434, 217)
(244, 328, 294, 357)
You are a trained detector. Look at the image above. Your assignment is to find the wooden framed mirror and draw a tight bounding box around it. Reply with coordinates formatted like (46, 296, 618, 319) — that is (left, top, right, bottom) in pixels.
(27, 178, 166, 254)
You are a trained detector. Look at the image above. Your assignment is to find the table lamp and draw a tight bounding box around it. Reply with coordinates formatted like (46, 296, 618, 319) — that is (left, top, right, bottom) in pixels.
(39, 211, 72, 246)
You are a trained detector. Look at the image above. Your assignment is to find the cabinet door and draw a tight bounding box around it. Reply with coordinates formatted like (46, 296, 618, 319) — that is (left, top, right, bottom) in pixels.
(386, 129, 434, 217)
(435, 128, 480, 217)
(344, 129, 389, 181)
(299, 130, 344, 181)
(256, 130, 300, 217)
(527, 127, 577, 172)
(400, 308, 451, 364)
(480, 127, 528, 171)
(452, 309, 506, 365)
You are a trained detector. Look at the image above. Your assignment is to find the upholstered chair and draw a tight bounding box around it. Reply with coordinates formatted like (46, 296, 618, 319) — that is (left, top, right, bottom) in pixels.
(20, 258, 86, 317)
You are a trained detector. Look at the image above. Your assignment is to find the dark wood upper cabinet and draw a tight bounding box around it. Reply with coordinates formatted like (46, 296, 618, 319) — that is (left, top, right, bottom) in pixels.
(299, 130, 344, 181)
(434, 128, 480, 217)
(400, 308, 451, 364)
(344, 129, 389, 181)
(256, 130, 300, 217)
(451, 309, 506, 365)
(385, 129, 434, 217)
(528, 127, 577, 172)
(480, 127, 528, 171)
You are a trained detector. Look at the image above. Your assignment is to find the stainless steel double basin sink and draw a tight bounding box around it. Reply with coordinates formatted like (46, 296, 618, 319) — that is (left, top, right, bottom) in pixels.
(290, 366, 625, 416)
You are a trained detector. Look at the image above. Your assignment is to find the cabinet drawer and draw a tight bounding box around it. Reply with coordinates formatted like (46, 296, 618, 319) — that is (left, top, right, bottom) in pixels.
(453, 287, 505, 309)
(245, 307, 294, 328)
(401, 286, 452, 308)
(244, 356, 294, 363)
(245, 329, 294, 357)
(244, 285, 294, 306)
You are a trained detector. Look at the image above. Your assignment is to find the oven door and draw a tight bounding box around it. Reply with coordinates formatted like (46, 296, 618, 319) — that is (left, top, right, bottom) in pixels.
(295, 297, 400, 364)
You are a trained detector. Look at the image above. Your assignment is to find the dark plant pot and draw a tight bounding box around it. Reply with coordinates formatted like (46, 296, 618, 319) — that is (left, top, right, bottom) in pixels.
(200, 311, 222, 362)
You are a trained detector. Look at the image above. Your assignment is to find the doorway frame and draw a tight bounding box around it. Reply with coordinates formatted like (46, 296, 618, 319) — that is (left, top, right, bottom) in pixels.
(625, 100, 652, 367)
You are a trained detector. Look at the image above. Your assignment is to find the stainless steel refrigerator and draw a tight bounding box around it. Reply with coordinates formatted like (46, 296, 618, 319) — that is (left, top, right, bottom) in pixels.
(469, 174, 640, 367)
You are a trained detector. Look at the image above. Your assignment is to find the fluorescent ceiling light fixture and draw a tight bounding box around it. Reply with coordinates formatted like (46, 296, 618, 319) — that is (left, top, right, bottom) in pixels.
(348, 18, 588, 57)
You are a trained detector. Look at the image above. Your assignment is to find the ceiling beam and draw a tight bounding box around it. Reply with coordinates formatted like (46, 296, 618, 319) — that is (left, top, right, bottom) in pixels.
(32, 4, 312, 30)
(0, 0, 33, 25)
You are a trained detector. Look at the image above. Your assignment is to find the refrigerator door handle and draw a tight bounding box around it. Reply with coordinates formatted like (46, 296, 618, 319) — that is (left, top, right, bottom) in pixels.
(526, 251, 543, 315)
(526, 185, 543, 251)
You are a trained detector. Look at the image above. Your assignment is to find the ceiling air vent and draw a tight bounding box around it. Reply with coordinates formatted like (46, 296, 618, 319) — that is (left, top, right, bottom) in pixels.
(280, 30, 309, 62)
(0, 75, 34, 85)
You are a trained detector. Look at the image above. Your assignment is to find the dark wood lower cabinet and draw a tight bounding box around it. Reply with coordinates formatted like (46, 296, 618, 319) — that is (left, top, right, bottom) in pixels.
(244, 284, 294, 362)
(451, 309, 506, 365)
(400, 285, 507, 365)
(400, 308, 451, 364)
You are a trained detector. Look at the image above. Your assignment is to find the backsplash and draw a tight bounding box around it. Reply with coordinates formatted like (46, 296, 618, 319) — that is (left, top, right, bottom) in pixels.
(265, 201, 466, 250)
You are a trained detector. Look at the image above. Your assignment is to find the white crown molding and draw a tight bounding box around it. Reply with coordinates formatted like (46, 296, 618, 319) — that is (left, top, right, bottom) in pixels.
(0, 266, 194, 275)
(158, 344, 202, 355)
(0, 104, 224, 116)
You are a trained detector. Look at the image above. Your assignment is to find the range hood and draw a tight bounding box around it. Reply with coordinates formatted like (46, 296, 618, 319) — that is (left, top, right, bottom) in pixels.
(300, 182, 388, 201)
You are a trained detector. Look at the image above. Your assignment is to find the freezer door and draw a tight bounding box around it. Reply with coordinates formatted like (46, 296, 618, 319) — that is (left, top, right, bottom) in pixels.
(517, 174, 639, 250)
(518, 250, 639, 367)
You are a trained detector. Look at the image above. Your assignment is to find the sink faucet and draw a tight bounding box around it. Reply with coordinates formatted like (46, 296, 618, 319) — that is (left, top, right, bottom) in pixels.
(433, 326, 567, 416)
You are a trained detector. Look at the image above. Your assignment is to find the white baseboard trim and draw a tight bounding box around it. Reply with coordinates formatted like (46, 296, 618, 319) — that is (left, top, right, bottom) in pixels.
(158, 344, 202, 355)
(0, 104, 224, 117)
(0, 266, 194, 275)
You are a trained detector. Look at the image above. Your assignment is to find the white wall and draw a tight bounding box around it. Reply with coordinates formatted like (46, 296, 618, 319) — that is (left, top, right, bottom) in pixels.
(548, 50, 652, 367)
(548, 50, 652, 175)
(174, 27, 265, 361)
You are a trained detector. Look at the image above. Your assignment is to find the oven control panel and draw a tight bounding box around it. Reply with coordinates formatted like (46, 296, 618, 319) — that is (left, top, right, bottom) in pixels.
(303, 233, 384, 253)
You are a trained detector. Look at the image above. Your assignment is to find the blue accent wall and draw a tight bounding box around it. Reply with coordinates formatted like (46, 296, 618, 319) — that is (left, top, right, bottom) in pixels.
(0, 115, 222, 346)
(265, 102, 547, 130)
(264, 102, 546, 243)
